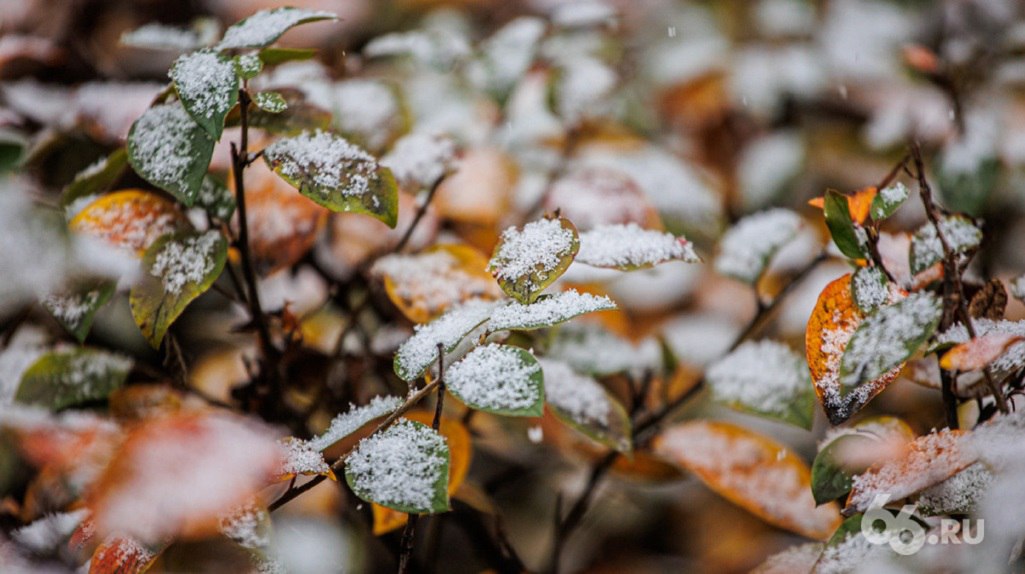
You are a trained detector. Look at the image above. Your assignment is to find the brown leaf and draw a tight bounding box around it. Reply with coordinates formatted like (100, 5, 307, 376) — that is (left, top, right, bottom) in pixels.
(940, 333, 1024, 372)
(968, 278, 1007, 321)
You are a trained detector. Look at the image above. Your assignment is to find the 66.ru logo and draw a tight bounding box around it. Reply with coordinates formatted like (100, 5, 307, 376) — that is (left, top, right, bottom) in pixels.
(861, 495, 984, 555)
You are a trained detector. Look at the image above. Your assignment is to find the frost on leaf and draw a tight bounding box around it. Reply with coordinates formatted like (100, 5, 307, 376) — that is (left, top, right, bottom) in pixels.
(69, 190, 188, 255)
(916, 463, 992, 516)
(217, 7, 337, 50)
(310, 395, 403, 451)
(394, 300, 496, 381)
(89, 535, 160, 574)
(850, 265, 889, 313)
(16, 348, 132, 410)
(940, 333, 1024, 372)
(846, 429, 974, 514)
(381, 132, 458, 190)
(936, 318, 1025, 377)
(42, 282, 115, 343)
(547, 322, 661, 376)
(909, 214, 982, 275)
(263, 130, 399, 227)
(219, 502, 271, 549)
(345, 419, 450, 514)
(706, 340, 815, 429)
(806, 274, 902, 425)
(12, 509, 88, 553)
(576, 223, 699, 270)
(277, 437, 332, 479)
(488, 216, 579, 304)
(543, 167, 658, 231)
(127, 101, 215, 205)
(129, 230, 227, 348)
(540, 358, 631, 453)
(654, 420, 842, 540)
(869, 182, 909, 221)
(715, 209, 802, 283)
(488, 289, 616, 331)
(254, 91, 287, 114)
(372, 245, 503, 324)
(446, 344, 543, 416)
(839, 291, 941, 388)
(169, 50, 239, 139)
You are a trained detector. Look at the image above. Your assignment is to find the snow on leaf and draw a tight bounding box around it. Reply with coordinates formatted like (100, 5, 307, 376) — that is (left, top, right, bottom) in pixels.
(654, 420, 842, 540)
(706, 340, 815, 429)
(381, 132, 458, 190)
(909, 214, 982, 275)
(345, 419, 450, 514)
(127, 101, 215, 205)
(715, 209, 802, 283)
(310, 395, 403, 451)
(753, 542, 823, 574)
(939, 333, 1025, 372)
(129, 230, 227, 348)
(195, 175, 235, 220)
(219, 502, 271, 549)
(839, 291, 941, 388)
(916, 463, 992, 516)
(488, 289, 615, 331)
(69, 189, 189, 255)
(16, 348, 132, 410)
(575, 223, 699, 270)
(263, 130, 399, 227)
(543, 167, 658, 231)
(936, 318, 1025, 377)
(62, 148, 128, 209)
(121, 23, 202, 51)
(551, 1, 616, 28)
(488, 216, 579, 304)
(850, 265, 889, 313)
(846, 429, 974, 514)
(217, 7, 337, 50)
(254, 91, 287, 114)
(372, 245, 503, 324)
(547, 322, 661, 376)
(806, 274, 901, 425)
(553, 56, 617, 123)
(540, 358, 631, 453)
(42, 282, 115, 343)
(170, 50, 239, 139)
(466, 17, 546, 97)
(89, 535, 161, 574)
(363, 30, 471, 69)
(446, 344, 543, 417)
(869, 181, 908, 221)
(277, 437, 332, 480)
(393, 300, 496, 381)
(12, 508, 87, 553)
(332, 79, 406, 153)
(810, 416, 914, 506)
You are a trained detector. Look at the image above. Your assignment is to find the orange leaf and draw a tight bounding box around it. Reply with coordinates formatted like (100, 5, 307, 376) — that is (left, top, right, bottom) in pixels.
(89, 535, 161, 574)
(806, 274, 900, 425)
(371, 411, 472, 535)
(654, 421, 841, 540)
(940, 333, 1024, 371)
(69, 190, 188, 255)
(434, 147, 516, 226)
(807, 187, 877, 225)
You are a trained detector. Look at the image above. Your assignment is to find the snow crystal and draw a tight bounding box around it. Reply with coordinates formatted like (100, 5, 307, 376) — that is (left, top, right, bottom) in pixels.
(488, 218, 576, 288)
(394, 300, 496, 381)
(150, 231, 221, 295)
(310, 395, 403, 451)
(917, 463, 992, 515)
(840, 292, 941, 387)
(551, 1, 616, 28)
(346, 419, 448, 511)
(715, 209, 802, 283)
(71, 192, 183, 254)
(332, 80, 401, 152)
(576, 223, 698, 269)
(263, 130, 377, 197)
(129, 102, 206, 192)
(852, 266, 888, 311)
(121, 23, 200, 50)
(219, 503, 269, 549)
(539, 358, 610, 425)
(488, 290, 615, 331)
(12, 509, 88, 553)
(280, 438, 329, 476)
(706, 340, 810, 416)
(217, 8, 336, 50)
(548, 322, 661, 376)
(364, 30, 471, 69)
(170, 50, 236, 122)
(381, 132, 457, 189)
(446, 344, 541, 412)
(814, 532, 883, 574)
(871, 182, 909, 220)
(964, 409, 1025, 471)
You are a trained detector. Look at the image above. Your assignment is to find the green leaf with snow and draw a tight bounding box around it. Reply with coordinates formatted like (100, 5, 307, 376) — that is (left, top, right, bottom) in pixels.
(909, 215, 982, 275)
(61, 148, 128, 208)
(309, 396, 403, 451)
(245, 89, 331, 135)
(217, 7, 337, 50)
(345, 419, 450, 514)
(839, 292, 942, 390)
(851, 266, 888, 314)
(254, 92, 287, 114)
(547, 323, 661, 377)
(129, 230, 227, 348)
(195, 174, 235, 221)
(823, 190, 866, 260)
(706, 340, 815, 430)
(446, 344, 544, 417)
(170, 50, 239, 140)
(576, 223, 700, 270)
(42, 282, 115, 344)
(540, 359, 633, 453)
(394, 300, 495, 381)
(127, 101, 215, 206)
(488, 290, 615, 331)
(16, 348, 132, 410)
(714, 209, 801, 284)
(258, 47, 317, 66)
(488, 216, 579, 304)
(869, 182, 908, 221)
(465, 17, 546, 99)
(263, 130, 399, 227)
(811, 434, 874, 505)
(234, 54, 263, 80)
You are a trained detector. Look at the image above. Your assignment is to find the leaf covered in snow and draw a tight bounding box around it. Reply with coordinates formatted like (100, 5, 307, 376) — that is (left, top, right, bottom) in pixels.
(170, 50, 239, 139)
(850, 265, 889, 313)
(310, 395, 403, 451)
(940, 333, 1025, 372)
(488, 289, 615, 331)
(42, 282, 115, 343)
(869, 182, 909, 221)
(393, 300, 496, 381)
(217, 7, 337, 51)
(909, 214, 982, 275)
(540, 358, 632, 453)
(488, 216, 579, 304)
(127, 101, 216, 205)
(715, 209, 801, 283)
(16, 348, 132, 410)
(810, 416, 914, 505)
(575, 223, 699, 270)
(446, 344, 544, 417)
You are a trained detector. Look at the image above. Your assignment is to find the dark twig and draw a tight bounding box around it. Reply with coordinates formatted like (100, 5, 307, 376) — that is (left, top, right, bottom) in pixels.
(393, 175, 445, 254)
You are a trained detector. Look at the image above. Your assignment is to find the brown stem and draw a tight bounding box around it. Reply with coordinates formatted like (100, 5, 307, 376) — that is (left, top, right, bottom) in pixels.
(393, 175, 445, 254)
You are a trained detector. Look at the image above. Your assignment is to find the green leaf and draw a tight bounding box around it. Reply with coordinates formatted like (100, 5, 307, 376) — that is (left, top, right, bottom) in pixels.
(487, 290, 616, 331)
(851, 266, 888, 314)
(839, 292, 942, 389)
(16, 348, 132, 410)
(826, 514, 863, 546)
(345, 419, 450, 514)
(127, 101, 215, 205)
(938, 156, 998, 216)
(42, 282, 116, 344)
(824, 189, 867, 260)
(245, 89, 331, 135)
(254, 91, 287, 114)
(811, 434, 874, 505)
(61, 148, 128, 208)
(714, 209, 802, 284)
(217, 7, 337, 50)
(488, 216, 579, 304)
(393, 301, 496, 382)
(540, 358, 633, 453)
(258, 47, 317, 66)
(0, 129, 27, 173)
(129, 230, 227, 348)
(234, 53, 263, 80)
(195, 174, 236, 220)
(170, 50, 240, 140)
(446, 344, 544, 417)
(909, 214, 982, 275)
(869, 182, 908, 221)
(263, 130, 399, 227)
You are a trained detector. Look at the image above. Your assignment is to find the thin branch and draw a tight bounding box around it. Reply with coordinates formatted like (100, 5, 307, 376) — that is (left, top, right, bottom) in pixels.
(393, 175, 445, 254)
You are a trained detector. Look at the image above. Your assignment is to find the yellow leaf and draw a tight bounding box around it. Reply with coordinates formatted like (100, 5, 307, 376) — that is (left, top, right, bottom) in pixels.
(807, 187, 878, 225)
(69, 189, 188, 255)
